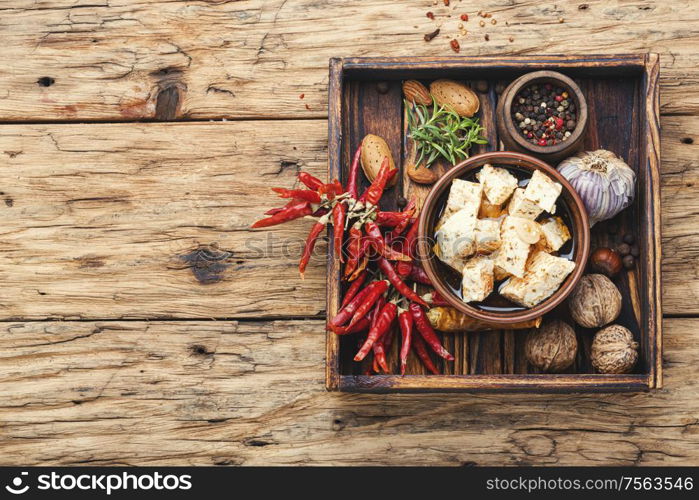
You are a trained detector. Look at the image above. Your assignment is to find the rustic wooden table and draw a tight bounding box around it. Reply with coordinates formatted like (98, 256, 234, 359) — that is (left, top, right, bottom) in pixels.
(1, 0, 697, 466)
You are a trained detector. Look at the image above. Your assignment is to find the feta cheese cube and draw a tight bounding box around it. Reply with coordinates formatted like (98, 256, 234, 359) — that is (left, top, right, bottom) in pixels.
(461, 255, 495, 303)
(494, 216, 533, 278)
(486, 250, 512, 281)
(500, 251, 576, 307)
(436, 208, 477, 269)
(474, 218, 501, 255)
(441, 179, 483, 221)
(537, 216, 571, 253)
(523, 170, 562, 214)
(507, 187, 543, 220)
(476, 163, 519, 205)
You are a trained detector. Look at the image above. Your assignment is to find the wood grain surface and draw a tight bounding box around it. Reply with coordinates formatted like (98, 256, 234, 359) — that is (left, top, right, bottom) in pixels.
(1, 0, 698, 466)
(0, 318, 697, 465)
(1, 0, 698, 120)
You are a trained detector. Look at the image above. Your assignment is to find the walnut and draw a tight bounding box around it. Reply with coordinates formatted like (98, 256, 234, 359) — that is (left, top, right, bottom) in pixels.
(525, 319, 578, 373)
(591, 324, 639, 374)
(568, 274, 621, 328)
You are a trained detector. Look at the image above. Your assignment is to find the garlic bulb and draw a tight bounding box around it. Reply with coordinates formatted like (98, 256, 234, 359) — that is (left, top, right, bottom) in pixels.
(557, 150, 635, 226)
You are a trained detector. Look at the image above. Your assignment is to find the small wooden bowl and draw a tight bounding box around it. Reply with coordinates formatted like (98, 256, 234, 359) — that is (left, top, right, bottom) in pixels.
(417, 151, 590, 326)
(496, 70, 588, 164)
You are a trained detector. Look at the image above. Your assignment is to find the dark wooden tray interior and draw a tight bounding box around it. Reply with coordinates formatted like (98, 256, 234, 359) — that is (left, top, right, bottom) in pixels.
(328, 56, 660, 391)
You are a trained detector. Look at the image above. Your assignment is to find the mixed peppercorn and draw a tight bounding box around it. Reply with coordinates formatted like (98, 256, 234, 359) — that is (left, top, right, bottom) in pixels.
(252, 142, 454, 375)
(510, 82, 578, 146)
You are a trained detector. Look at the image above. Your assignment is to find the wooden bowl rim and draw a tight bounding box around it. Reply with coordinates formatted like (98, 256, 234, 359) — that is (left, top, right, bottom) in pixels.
(501, 70, 588, 155)
(417, 151, 591, 325)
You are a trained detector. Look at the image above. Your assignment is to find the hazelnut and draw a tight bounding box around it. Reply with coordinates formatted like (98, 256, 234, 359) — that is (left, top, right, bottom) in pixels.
(590, 247, 622, 277)
(525, 320, 577, 373)
(591, 324, 638, 374)
(568, 274, 622, 328)
(616, 243, 631, 256)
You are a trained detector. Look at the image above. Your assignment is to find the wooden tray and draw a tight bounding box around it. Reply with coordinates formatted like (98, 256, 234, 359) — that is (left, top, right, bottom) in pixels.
(326, 55, 661, 393)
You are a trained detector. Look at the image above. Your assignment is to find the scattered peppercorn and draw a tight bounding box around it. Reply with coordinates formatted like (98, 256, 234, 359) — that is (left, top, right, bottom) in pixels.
(305, 103, 311, 110)
(623, 233, 635, 245)
(485, 12, 492, 18)
(508, 36, 514, 42)
(484, 33, 490, 41)
(479, 20, 485, 27)
(630, 245, 640, 257)
(617, 243, 631, 256)
(559, 17, 565, 23)
(450, 39, 460, 52)
(579, 3, 589, 9)
(426, 11, 435, 20)
(376, 82, 390, 94)
(299, 93, 304, 99)
(460, 13, 469, 21)
(443, 0, 450, 5)
(491, 18, 497, 25)
(623, 255, 635, 269)
(424, 28, 440, 41)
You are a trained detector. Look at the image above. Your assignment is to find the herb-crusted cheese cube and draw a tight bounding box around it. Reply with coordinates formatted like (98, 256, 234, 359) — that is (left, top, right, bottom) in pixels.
(486, 250, 512, 281)
(436, 208, 477, 269)
(474, 218, 501, 255)
(537, 216, 571, 252)
(476, 163, 519, 205)
(507, 187, 543, 220)
(442, 179, 483, 221)
(500, 251, 576, 307)
(479, 197, 505, 219)
(494, 216, 532, 278)
(523, 170, 562, 214)
(461, 255, 495, 303)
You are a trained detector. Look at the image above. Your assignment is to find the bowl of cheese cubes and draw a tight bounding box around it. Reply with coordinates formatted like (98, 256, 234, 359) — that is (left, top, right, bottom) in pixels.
(417, 151, 590, 325)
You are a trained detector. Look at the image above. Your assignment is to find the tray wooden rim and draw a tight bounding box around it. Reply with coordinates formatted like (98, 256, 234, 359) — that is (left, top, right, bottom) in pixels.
(326, 54, 662, 393)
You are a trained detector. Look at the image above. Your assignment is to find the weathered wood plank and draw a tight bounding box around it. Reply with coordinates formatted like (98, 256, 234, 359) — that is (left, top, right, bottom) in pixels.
(1, 0, 698, 120)
(0, 116, 696, 318)
(0, 121, 328, 319)
(0, 318, 696, 465)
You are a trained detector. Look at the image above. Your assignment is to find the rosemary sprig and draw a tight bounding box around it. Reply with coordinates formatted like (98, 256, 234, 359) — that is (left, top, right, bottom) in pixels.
(406, 97, 488, 169)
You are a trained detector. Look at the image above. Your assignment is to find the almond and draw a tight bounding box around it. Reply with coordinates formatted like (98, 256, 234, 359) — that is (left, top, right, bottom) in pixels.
(407, 162, 439, 185)
(402, 80, 432, 106)
(360, 134, 397, 187)
(429, 79, 480, 117)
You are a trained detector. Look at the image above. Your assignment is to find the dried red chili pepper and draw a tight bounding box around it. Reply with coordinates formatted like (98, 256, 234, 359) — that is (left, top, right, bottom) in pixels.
(422, 290, 451, 307)
(408, 264, 432, 286)
(359, 157, 397, 206)
(409, 303, 454, 361)
(347, 143, 362, 200)
(403, 219, 419, 259)
(365, 221, 411, 262)
(348, 251, 369, 281)
(398, 309, 413, 376)
(298, 172, 324, 191)
(377, 257, 429, 308)
(348, 280, 389, 327)
(354, 301, 397, 361)
(412, 333, 440, 374)
(375, 208, 414, 228)
(329, 281, 376, 328)
(299, 215, 328, 278)
(371, 297, 389, 373)
(340, 270, 367, 308)
(396, 260, 413, 278)
(332, 202, 347, 262)
(271, 187, 322, 204)
(343, 224, 363, 279)
(331, 316, 370, 335)
(251, 201, 312, 228)
(264, 199, 296, 216)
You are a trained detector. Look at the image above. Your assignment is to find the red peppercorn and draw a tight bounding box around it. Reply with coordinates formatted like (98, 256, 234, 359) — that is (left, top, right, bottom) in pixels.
(426, 11, 435, 19)
(299, 93, 305, 99)
(460, 13, 469, 21)
(555, 95, 563, 102)
(443, 0, 450, 5)
(538, 139, 547, 146)
(555, 117, 564, 130)
(527, 132, 533, 138)
(450, 39, 460, 52)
